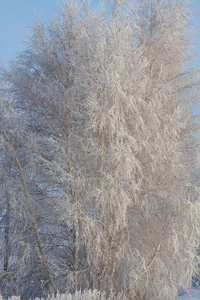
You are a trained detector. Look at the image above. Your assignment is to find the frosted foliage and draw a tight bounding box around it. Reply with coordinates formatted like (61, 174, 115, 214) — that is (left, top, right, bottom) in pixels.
(0, 0, 200, 299)
(43, 290, 127, 300)
(0, 291, 127, 300)
(0, 297, 20, 300)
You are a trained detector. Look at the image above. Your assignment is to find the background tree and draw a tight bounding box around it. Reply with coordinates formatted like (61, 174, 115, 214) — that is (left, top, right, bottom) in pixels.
(1, 0, 200, 299)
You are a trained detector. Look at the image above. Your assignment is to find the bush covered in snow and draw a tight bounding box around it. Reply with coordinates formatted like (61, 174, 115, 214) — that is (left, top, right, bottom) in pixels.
(0, 290, 128, 300)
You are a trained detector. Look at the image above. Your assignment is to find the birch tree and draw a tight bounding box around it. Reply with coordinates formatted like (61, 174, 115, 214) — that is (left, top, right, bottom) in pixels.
(1, 0, 200, 299)
(0, 89, 58, 298)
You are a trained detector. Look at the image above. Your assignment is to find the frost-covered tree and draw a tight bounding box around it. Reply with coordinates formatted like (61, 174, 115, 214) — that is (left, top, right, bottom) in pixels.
(1, 0, 200, 299)
(0, 86, 58, 298)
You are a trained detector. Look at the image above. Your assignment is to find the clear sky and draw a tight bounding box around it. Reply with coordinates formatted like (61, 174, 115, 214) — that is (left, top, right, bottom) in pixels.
(0, 0, 200, 67)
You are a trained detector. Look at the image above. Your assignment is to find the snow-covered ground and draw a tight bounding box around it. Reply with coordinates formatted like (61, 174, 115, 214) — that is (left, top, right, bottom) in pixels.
(178, 289, 200, 299)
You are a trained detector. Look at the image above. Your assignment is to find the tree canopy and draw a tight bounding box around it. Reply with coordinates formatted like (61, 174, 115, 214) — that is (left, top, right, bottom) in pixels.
(0, 0, 200, 299)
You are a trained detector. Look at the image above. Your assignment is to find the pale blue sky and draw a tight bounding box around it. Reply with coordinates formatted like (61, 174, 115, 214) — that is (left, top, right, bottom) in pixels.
(0, 0, 200, 67)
